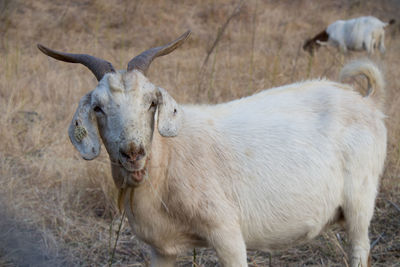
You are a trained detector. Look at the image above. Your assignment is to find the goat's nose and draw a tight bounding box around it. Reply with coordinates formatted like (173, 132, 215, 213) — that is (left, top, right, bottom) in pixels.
(119, 142, 146, 163)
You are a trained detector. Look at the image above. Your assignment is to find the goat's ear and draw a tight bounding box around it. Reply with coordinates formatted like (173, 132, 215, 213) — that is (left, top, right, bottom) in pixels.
(68, 92, 101, 160)
(156, 88, 182, 137)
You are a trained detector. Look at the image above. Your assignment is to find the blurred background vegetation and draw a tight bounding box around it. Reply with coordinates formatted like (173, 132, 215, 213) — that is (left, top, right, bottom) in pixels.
(0, 0, 399, 266)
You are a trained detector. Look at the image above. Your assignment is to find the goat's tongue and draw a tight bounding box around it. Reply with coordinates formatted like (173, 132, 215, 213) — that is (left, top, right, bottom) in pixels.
(131, 169, 145, 182)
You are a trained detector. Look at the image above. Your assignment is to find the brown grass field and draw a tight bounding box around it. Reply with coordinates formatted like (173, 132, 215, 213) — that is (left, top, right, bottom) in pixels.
(0, 0, 399, 266)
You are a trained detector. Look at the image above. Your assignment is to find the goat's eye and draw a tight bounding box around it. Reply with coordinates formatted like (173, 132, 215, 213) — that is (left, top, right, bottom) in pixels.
(93, 105, 104, 114)
(149, 101, 157, 109)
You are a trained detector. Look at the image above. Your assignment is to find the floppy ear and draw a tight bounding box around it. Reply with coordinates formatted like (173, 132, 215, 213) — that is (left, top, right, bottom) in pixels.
(156, 88, 183, 137)
(68, 92, 101, 160)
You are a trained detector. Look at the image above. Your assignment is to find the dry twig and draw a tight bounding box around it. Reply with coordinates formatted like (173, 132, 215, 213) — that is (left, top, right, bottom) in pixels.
(201, 0, 244, 70)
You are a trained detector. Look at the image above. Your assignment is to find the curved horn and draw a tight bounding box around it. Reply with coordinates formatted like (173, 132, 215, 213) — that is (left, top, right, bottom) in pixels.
(37, 44, 115, 81)
(127, 30, 191, 75)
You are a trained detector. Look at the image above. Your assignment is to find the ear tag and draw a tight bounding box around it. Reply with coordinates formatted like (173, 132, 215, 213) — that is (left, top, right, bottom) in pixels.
(74, 125, 87, 142)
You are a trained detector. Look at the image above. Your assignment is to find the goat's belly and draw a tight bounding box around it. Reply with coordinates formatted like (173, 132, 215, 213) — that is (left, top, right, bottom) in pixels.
(242, 203, 340, 250)
(236, 174, 343, 251)
(243, 217, 332, 251)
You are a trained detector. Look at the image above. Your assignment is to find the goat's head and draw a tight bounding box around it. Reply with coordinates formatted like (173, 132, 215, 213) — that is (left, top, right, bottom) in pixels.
(303, 30, 329, 54)
(303, 38, 319, 54)
(38, 31, 190, 187)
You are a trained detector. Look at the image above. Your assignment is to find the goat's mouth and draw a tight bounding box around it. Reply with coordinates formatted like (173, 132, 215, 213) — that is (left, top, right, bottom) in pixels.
(116, 157, 149, 187)
(127, 168, 147, 184)
(118, 152, 147, 172)
(111, 161, 148, 188)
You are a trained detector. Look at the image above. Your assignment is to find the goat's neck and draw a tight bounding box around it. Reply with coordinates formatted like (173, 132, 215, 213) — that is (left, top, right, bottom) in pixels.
(146, 129, 171, 193)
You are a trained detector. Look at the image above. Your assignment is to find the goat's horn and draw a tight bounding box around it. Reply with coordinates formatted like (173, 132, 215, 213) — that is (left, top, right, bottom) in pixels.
(37, 44, 115, 81)
(127, 30, 191, 75)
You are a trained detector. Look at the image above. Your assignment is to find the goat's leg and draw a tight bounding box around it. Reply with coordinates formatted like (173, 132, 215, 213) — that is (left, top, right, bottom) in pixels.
(347, 225, 371, 267)
(339, 42, 348, 53)
(364, 35, 373, 54)
(379, 31, 386, 53)
(150, 248, 177, 267)
(343, 181, 376, 267)
(208, 226, 248, 267)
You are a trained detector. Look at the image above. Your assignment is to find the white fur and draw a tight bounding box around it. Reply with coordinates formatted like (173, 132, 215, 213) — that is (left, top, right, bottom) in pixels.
(322, 16, 389, 53)
(68, 60, 386, 267)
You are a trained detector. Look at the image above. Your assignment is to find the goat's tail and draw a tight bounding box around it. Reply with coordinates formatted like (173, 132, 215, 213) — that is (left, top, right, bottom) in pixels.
(340, 59, 385, 109)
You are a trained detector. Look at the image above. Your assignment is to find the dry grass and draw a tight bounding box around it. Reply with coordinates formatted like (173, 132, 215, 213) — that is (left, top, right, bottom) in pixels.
(0, 0, 399, 266)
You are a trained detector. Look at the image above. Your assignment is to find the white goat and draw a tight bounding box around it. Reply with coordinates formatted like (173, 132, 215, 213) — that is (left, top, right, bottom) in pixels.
(304, 16, 395, 54)
(39, 31, 386, 267)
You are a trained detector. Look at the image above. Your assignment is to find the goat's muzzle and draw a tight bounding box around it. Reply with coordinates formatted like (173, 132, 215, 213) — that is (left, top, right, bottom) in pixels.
(116, 141, 149, 185)
(118, 141, 146, 170)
